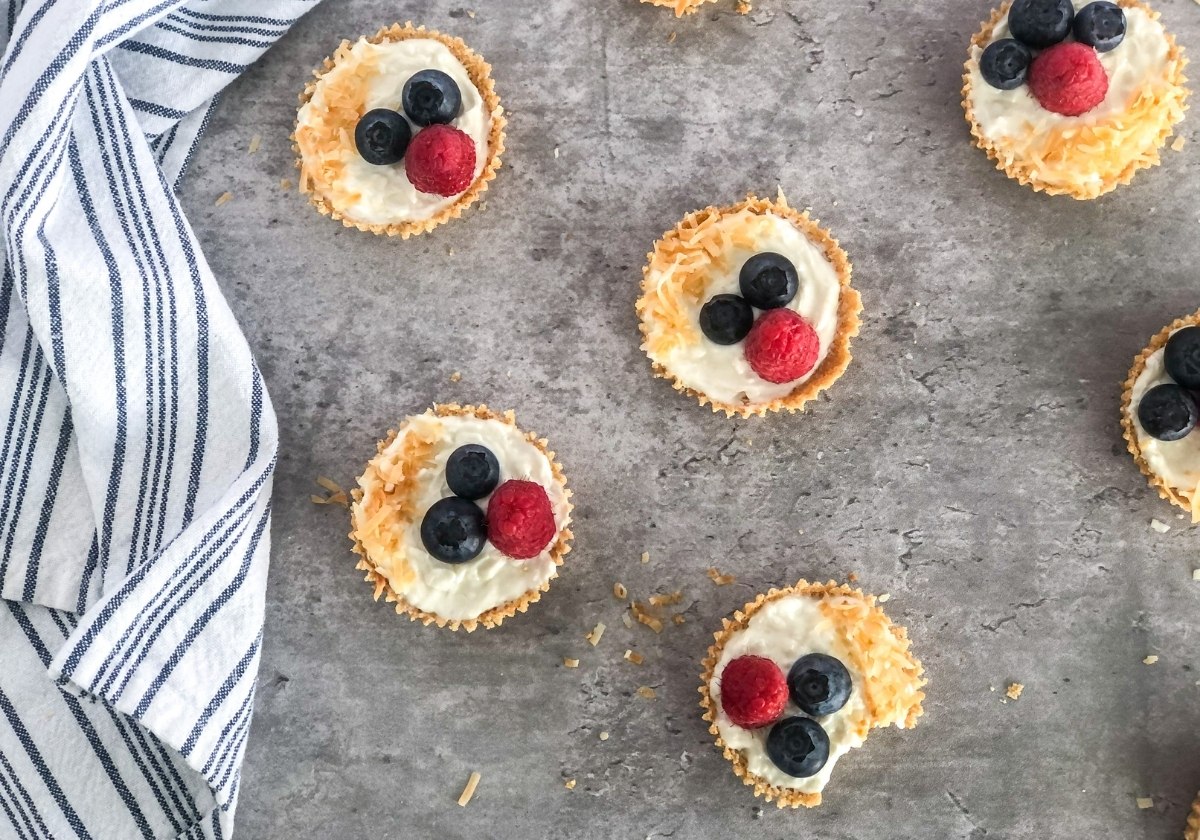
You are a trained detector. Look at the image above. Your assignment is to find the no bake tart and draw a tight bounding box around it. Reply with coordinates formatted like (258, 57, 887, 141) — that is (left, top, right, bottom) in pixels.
(1121, 311, 1200, 520)
(636, 193, 861, 417)
(963, 0, 1187, 199)
(699, 580, 925, 807)
(349, 405, 572, 631)
(1186, 791, 1200, 840)
(295, 23, 505, 236)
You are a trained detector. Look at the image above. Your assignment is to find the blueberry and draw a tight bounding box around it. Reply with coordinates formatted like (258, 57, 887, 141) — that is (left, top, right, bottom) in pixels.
(980, 39, 1033, 90)
(402, 69, 462, 127)
(1073, 1, 1126, 52)
(787, 653, 853, 717)
(446, 444, 501, 500)
(1137, 384, 1197, 442)
(1008, 0, 1074, 49)
(699, 294, 754, 345)
(739, 253, 799, 310)
(354, 109, 411, 165)
(765, 717, 830, 778)
(1165, 327, 1200, 390)
(420, 497, 486, 563)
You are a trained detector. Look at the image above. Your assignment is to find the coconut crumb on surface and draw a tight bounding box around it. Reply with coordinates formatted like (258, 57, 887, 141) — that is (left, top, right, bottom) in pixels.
(672, 614, 686, 625)
(877, 593, 891, 603)
(735, 0, 751, 13)
(457, 771, 481, 807)
(279, 178, 292, 191)
(1172, 135, 1187, 152)
(311, 476, 349, 507)
(563, 658, 579, 668)
(648, 591, 683, 607)
(598, 731, 609, 741)
(636, 686, 657, 700)
(667, 30, 677, 43)
(467, 9, 476, 17)
(449, 371, 462, 383)
(214, 191, 233, 207)
(586, 623, 606, 647)
(706, 567, 735, 586)
(1136, 796, 1154, 809)
(624, 649, 644, 665)
(640, 551, 651, 564)
(621, 612, 634, 629)
(847, 572, 859, 582)
(1151, 518, 1171, 533)
(1192, 569, 1200, 581)
(1144, 655, 1159, 665)
(630, 602, 664, 633)
(247, 134, 261, 154)
(564, 778, 576, 790)
(553, 146, 560, 158)
(613, 582, 628, 600)
(1005, 682, 1024, 701)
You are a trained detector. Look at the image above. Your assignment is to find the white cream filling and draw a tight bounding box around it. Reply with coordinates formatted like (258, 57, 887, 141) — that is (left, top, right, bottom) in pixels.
(1130, 341, 1200, 492)
(709, 595, 867, 794)
(650, 211, 841, 406)
(379, 414, 569, 621)
(297, 36, 490, 224)
(967, 0, 1170, 159)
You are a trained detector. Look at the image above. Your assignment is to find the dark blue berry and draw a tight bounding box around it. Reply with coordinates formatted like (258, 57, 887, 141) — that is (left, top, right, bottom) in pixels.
(420, 497, 486, 563)
(980, 39, 1033, 90)
(402, 69, 462, 127)
(787, 653, 853, 717)
(1073, 1, 1126, 52)
(739, 253, 799, 310)
(765, 717, 830, 778)
(1165, 327, 1200, 390)
(446, 444, 500, 500)
(1137, 384, 1197, 442)
(354, 109, 411, 165)
(1008, 0, 1074, 49)
(699, 294, 754, 345)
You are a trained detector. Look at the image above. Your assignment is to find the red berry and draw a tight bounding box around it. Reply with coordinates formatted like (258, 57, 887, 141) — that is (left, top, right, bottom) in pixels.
(743, 308, 819, 384)
(485, 480, 557, 560)
(1028, 42, 1109, 117)
(720, 656, 788, 729)
(404, 124, 477, 196)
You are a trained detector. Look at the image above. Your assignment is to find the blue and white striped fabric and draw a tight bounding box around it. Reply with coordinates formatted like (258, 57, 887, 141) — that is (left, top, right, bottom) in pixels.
(0, 1, 315, 837)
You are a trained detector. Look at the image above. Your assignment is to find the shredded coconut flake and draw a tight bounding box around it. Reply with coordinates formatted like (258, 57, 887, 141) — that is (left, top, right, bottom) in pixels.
(624, 649, 644, 665)
(457, 771, 481, 807)
(1005, 682, 1024, 701)
(563, 658, 579, 668)
(1136, 797, 1154, 810)
(564, 778, 576, 790)
(1151, 518, 1171, 533)
(247, 134, 261, 154)
(586, 623, 606, 647)
(706, 567, 735, 586)
(636, 686, 657, 700)
(1144, 655, 1159, 665)
(214, 191, 233, 207)
(613, 582, 628, 600)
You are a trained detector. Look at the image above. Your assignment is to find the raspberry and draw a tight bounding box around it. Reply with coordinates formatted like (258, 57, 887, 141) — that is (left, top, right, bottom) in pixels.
(743, 308, 819, 384)
(1028, 42, 1109, 117)
(720, 656, 788, 729)
(404, 124, 476, 196)
(485, 480, 556, 560)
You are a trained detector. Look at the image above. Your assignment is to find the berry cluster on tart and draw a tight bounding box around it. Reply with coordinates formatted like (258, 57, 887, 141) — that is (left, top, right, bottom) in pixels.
(636, 193, 861, 417)
(699, 580, 925, 807)
(963, 0, 1187, 199)
(295, 23, 505, 237)
(349, 405, 572, 631)
(1122, 313, 1200, 520)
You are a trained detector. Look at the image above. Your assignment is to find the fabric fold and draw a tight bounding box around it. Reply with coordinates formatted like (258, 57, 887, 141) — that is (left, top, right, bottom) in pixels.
(0, 0, 315, 836)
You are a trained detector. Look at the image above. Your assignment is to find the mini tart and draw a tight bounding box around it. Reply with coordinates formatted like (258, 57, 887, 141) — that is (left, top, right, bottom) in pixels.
(962, 0, 1188, 200)
(699, 580, 925, 808)
(1185, 791, 1200, 840)
(349, 404, 572, 631)
(636, 192, 861, 418)
(294, 23, 506, 237)
(640, 0, 717, 15)
(1121, 310, 1200, 520)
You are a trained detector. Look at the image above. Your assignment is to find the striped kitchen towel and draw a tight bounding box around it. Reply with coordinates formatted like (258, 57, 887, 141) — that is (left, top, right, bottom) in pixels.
(0, 1, 317, 837)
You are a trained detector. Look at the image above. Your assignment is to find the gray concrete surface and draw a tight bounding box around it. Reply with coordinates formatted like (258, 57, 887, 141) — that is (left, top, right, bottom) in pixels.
(177, 0, 1200, 837)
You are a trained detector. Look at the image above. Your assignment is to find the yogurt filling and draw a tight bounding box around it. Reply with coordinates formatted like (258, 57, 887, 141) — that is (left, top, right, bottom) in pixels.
(967, 0, 1170, 144)
(709, 595, 868, 793)
(370, 414, 569, 621)
(297, 36, 490, 225)
(649, 211, 842, 406)
(1130, 341, 1200, 493)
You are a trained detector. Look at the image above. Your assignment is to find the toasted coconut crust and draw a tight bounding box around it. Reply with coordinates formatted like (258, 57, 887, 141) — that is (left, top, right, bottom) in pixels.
(348, 404, 573, 632)
(1185, 791, 1200, 840)
(698, 580, 925, 808)
(1120, 310, 1200, 518)
(294, 23, 506, 237)
(640, 0, 717, 16)
(962, 0, 1188, 200)
(636, 193, 862, 418)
